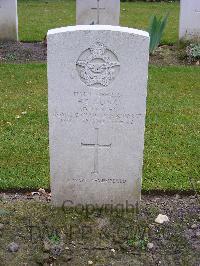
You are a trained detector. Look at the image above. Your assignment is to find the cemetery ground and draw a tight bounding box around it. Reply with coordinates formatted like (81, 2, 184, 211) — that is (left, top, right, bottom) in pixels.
(0, 0, 198, 66)
(17, 0, 179, 43)
(0, 40, 194, 66)
(1, 64, 199, 191)
(0, 1, 199, 265)
(0, 63, 199, 265)
(0, 193, 199, 265)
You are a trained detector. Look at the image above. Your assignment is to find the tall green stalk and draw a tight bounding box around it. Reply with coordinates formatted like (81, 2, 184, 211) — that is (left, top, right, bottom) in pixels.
(148, 13, 169, 55)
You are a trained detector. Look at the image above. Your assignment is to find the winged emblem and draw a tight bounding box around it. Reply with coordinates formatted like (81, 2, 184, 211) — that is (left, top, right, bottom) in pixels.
(76, 42, 120, 87)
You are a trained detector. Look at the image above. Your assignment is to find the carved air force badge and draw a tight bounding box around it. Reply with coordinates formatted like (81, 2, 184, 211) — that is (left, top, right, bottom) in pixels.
(76, 42, 120, 88)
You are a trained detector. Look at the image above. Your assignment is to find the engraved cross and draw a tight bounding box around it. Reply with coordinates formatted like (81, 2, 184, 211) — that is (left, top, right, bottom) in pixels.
(81, 128, 111, 174)
(91, 0, 106, 25)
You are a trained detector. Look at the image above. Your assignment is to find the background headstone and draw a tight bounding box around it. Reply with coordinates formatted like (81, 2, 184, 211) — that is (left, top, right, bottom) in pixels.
(76, 0, 120, 25)
(0, 0, 18, 41)
(48, 25, 149, 207)
(179, 0, 200, 41)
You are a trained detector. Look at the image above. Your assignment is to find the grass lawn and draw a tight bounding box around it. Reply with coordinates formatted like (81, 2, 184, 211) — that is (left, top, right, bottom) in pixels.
(18, 0, 179, 44)
(0, 64, 199, 191)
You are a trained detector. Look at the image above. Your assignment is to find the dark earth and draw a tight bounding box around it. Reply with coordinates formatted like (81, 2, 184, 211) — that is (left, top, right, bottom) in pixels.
(0, 40, 200, 66)
(0, 41, 47, 63)
(0, 192, 199, 265)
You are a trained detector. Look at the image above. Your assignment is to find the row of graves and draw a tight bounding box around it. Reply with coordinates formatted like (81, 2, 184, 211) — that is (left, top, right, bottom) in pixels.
(0, 0, 200, 42)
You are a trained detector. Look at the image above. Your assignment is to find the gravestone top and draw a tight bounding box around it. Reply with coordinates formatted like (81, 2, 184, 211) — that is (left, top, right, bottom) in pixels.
(76, 0, 120, 26)
(48, 25, 149, 37)
(179, 0, 200, 40)
(0, 0, 18, 41)
(48, 25, 149, 207)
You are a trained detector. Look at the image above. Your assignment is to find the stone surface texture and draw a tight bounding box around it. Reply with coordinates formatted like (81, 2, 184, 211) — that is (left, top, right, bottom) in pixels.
(48, 25, 149, 207)
(155, 214, 170, 224)
(7, 242, 19, 252)
(76, 0, 120, 26)
(0, 0, 18, 41)
(179, 0, 200, 41)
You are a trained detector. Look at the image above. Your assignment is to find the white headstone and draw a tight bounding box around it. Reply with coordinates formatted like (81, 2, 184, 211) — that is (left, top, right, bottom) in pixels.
(179, 0, 200, 41)
(76, 0, 120, 25)
(0, 0, 18, 41)
(48, 25, 149, 207)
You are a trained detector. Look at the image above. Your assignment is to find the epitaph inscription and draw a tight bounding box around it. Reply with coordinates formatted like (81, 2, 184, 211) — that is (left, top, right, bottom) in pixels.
(76, 42, 120, 87)
(73, 177, 127, 184)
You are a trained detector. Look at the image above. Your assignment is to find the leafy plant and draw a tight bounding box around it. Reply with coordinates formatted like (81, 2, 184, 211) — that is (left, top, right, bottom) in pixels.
(48, 233, 60, 244)
(0, 209, 10, 216)
(186, 43, 200, 63)
(127, 236, 149, 250)
(148, 13, 169, 54)
(5, 52, 17, 61)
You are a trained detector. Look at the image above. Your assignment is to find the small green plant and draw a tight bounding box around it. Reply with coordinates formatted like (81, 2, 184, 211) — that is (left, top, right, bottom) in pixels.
(5, 52, 17, 61)
(48, 233, 60, 244)
(148, 13, 169, 54)
(0, 209, 10, 216)
(186, 43, 200, 63)
(128, 236, 149, 250)
(127, 225, 149, 250)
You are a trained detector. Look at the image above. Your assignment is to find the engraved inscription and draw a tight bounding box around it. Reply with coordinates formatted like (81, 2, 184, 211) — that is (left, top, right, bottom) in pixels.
(81, 128, 111, 174)
(73, 178, 127, 184)
(53, 90, 143, 126)
(74, 91, 121, 115)
(54, 111, 143, 126)
(76, 42, 120, 88)
(93, 178, 127, 184)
